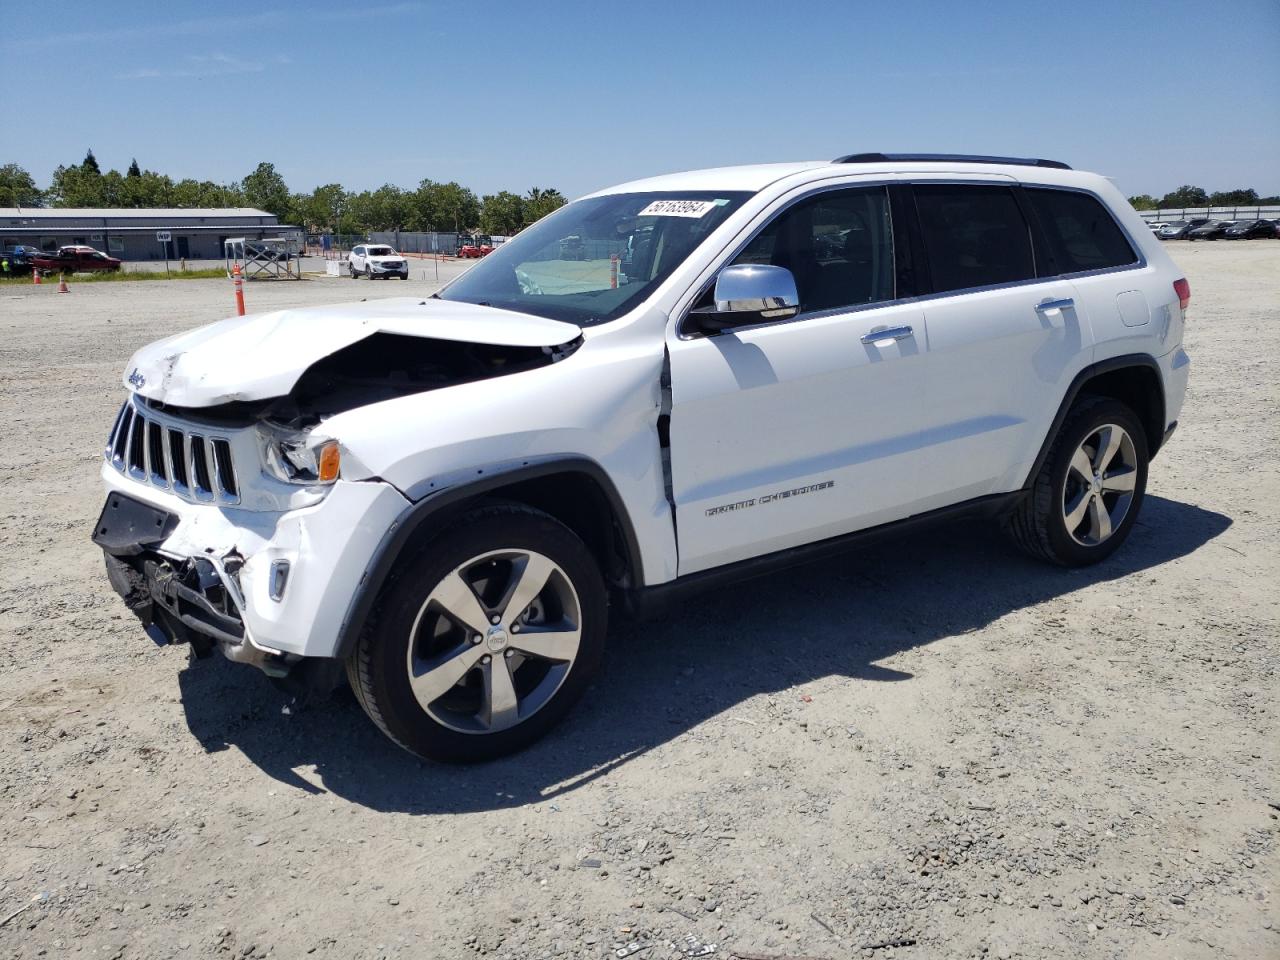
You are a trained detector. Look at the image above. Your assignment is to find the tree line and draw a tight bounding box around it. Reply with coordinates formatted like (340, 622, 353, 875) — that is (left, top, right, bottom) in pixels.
(0, 152, 568, 236)
(1127, 185, 1279, 210)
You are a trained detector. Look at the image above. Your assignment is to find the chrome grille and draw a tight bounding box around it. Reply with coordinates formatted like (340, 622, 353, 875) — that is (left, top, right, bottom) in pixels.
(105, 401, 241, 504)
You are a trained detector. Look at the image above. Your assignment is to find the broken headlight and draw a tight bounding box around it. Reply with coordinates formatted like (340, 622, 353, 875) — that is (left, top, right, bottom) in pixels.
(259, 424, 341, 485)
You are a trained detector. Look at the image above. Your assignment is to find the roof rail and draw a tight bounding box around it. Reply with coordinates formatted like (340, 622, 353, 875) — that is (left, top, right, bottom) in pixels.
(833, 152, 1071, 170)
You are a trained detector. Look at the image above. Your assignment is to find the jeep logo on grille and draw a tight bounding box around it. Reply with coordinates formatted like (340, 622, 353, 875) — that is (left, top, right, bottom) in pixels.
(127, 368, 146, 389)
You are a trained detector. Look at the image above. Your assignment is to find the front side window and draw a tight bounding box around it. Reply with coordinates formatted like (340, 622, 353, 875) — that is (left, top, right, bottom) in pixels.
(729, 187, 895, 314)
(440, 191, 751, 325)
(1025, 188, 1137, 273)
(913, 185, 1035, 293)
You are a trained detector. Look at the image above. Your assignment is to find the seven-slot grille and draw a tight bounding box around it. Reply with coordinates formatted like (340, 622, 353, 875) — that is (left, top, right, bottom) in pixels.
(105, 401, 240, 504)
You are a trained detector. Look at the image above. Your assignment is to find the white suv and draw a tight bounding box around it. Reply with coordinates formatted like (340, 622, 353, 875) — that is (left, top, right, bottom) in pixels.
(348, 243, 408, 279)
(95, 154, 1191, 761)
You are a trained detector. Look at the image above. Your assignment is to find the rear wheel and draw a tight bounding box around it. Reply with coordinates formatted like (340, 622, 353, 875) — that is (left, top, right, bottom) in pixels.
(349, 263, 358, 278)
(1005, 397, 1148, 566)
(346, 504, 607, 762)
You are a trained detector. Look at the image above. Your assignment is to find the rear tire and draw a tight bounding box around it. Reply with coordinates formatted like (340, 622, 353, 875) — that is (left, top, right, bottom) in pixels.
(1005, 397, 1149, 566)
(346, 503, 607, 762)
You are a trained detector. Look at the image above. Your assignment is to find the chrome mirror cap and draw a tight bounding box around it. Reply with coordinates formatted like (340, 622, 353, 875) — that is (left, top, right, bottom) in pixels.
(714, 264, 800, 318)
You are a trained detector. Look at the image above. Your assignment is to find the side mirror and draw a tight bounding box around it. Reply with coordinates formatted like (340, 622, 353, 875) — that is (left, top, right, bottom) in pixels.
(686, 264, 800, 335)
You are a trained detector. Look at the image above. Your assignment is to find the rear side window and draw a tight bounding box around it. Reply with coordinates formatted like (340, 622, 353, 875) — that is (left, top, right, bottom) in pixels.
(1026, 188, 1138, 273)
(913, 185, 1035, 293)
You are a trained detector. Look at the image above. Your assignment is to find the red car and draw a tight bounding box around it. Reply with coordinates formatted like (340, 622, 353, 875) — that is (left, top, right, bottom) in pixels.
(34, 245, 123, 275)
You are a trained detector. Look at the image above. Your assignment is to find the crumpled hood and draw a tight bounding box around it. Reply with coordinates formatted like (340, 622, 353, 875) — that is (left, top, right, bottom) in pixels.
(123, 296, 582, 406)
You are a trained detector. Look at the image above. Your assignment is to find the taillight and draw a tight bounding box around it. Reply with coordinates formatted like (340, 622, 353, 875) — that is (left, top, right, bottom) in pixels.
(1173, 278, 1190, 311)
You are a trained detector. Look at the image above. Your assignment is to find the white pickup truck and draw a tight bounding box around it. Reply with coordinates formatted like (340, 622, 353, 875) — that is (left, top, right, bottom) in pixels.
(95, 153, 1190, 761)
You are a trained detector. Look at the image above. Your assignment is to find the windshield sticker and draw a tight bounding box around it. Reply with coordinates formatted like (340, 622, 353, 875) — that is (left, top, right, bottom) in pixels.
(639, 199, 719, 218)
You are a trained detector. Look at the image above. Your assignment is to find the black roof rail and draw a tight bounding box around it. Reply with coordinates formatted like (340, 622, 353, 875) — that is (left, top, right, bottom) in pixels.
(833, 152, 1072, 170)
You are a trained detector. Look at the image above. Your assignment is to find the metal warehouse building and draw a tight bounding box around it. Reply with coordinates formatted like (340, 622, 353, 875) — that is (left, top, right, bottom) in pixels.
(0, 208, 300, 261)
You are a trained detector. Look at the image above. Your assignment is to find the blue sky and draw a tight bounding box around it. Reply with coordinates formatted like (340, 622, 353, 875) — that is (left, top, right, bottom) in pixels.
(2, 0, 1277, 200)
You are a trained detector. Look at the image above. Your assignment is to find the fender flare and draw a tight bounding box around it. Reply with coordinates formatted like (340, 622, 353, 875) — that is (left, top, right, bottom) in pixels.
(332, 457, 643, 660)
(1022, 352, 1166, 490)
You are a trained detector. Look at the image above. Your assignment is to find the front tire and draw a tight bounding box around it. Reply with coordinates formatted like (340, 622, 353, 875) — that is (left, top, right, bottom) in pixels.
(1005, 397, 1149, 566)
(346, 504, 607, 762)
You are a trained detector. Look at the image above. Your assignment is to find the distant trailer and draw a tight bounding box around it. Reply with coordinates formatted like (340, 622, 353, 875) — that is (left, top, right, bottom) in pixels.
(224, 235, 303, 280)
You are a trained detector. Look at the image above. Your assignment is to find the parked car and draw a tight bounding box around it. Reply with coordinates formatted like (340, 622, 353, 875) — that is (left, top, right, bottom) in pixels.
(1146, 221, 1164, 235)
(1157, 219, 1208, 240)
(33, 245, 122, 274)
(95, 153, 1190, 762)
(1223, 219, 1276, 240)
(347, 243, 408, 279)
(1, 244, 42, 275)
(1186, 220, 1232, 241)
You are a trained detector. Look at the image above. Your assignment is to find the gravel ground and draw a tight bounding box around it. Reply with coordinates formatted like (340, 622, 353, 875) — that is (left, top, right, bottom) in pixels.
(0, 242, 1276, 960)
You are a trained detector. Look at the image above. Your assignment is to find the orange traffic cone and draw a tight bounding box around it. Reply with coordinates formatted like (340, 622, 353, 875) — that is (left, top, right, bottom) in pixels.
(33, 269, 41, 285)
(57, 273, 69, 294)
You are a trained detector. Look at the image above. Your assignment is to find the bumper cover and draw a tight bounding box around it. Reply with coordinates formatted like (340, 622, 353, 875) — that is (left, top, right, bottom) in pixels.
(96, 464, 411, 660)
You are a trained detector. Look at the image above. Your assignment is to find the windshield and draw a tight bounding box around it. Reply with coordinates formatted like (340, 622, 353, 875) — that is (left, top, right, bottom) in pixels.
(439, 191, 752, 325)
(367, 246, 395, 256)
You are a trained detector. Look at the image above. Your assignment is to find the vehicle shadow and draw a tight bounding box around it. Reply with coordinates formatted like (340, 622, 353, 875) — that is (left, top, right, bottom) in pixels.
(175, 494, 1230, 812)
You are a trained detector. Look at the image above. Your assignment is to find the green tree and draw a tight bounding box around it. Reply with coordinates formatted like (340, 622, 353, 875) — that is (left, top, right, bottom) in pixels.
(1207, 188, 1259, 206)
(241, 161, 291, 217)
(1158, 185, 1208, 209)
(1127, 194, 1158, 211)
(433, 182, 480, 233)
(82, 149, 101, 175)
(0, 163, 41, 206)
(127, 158, 141, 178)
(480, 191, 525, 235)
(368, 184, 409, 231)
(49, 164, 106, 206)
(298, 184, 347, 233)
(121, 170, 175, 207)
(524, 187, 567, 225)
(407, 178, 440, 230)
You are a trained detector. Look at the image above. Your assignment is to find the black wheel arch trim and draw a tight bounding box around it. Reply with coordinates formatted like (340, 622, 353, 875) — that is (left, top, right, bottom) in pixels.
(1023, 353, 1167, 490)
(332, 457, 643, 660)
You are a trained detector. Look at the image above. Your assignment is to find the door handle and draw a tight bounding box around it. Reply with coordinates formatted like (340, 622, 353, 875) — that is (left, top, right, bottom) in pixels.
(1035, 297, 1075, 313)
(861, 324, 914, 344)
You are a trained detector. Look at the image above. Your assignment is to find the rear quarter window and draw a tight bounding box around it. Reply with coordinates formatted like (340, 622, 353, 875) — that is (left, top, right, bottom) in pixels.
(1026, 188, 1138, 273)
(912, 185, 1036, 294)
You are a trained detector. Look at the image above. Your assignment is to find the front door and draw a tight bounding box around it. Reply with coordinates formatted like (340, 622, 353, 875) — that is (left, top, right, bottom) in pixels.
(666, 185, 935, 575)
(176, 236, 190, 259)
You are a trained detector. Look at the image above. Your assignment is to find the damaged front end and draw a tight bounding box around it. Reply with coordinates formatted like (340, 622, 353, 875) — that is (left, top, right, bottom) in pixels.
(95, 491, 289, 675)
(94, 296, 586, 683)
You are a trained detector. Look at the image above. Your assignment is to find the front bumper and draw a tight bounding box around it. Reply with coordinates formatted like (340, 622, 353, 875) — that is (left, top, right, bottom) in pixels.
(96, 462, 410, 661)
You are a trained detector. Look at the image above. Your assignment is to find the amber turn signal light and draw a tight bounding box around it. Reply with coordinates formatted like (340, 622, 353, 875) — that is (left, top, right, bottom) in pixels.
(317, 441, 341, 483)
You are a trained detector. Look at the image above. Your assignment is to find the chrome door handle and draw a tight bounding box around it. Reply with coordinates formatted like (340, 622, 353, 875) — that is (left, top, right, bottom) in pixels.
(1035, 297, 1075, 313)
(861, 324, 914, 344)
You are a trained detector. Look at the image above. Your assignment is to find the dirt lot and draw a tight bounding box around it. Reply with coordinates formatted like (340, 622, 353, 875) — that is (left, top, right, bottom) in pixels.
(0, 243, 1276, 960)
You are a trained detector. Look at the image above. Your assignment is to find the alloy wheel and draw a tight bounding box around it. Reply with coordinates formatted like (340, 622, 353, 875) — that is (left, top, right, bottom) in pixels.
(1061, 423, 1138, 546)
(405, 549, 582, 734)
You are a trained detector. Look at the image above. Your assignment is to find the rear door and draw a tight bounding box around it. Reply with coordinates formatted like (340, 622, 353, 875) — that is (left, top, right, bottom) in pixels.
(903, 182, 1089, 494)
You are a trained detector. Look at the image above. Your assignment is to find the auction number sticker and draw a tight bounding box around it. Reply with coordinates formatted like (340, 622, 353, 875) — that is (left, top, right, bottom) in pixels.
(639, 199, 719, 218)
